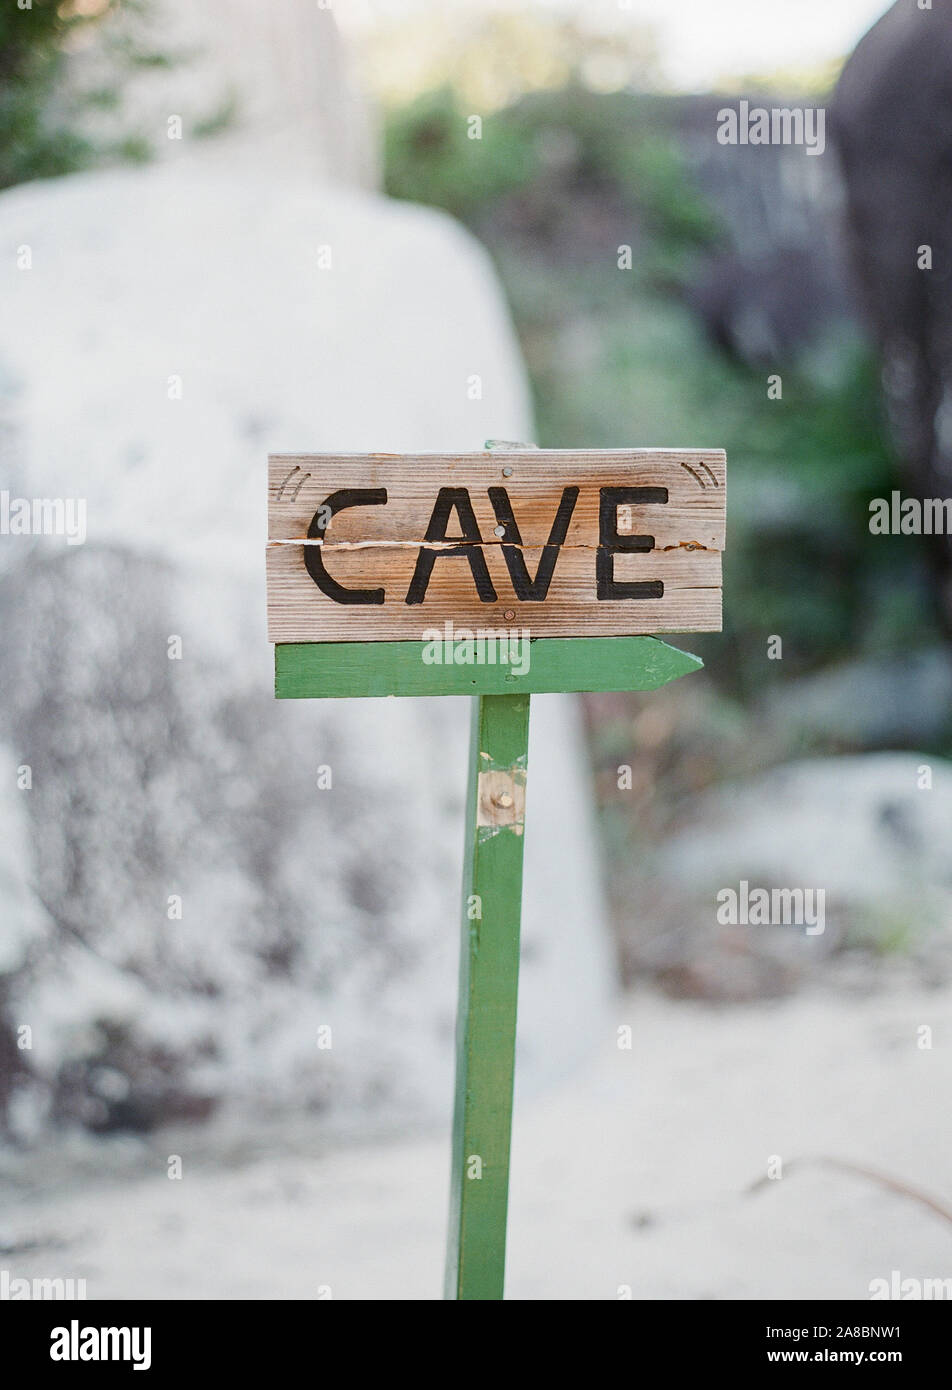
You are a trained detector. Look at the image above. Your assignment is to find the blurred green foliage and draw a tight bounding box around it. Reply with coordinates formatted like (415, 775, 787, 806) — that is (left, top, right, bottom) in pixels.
(384, 87, 530, 222)
(384, 82, 941, 716)
(0, 0, 166, 190)
(0, 0, 97, 187)
(385, 86, 721, 283)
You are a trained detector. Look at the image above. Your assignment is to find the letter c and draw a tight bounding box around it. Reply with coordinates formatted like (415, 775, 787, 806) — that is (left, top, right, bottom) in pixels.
(305, 488, 387, 604)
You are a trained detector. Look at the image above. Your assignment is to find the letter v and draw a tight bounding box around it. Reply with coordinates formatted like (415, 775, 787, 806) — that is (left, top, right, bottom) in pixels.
(488, 486, 579, 599)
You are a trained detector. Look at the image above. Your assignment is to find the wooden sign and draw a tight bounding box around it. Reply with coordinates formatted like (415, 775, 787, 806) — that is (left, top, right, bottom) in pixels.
(267, 450, 726, 642)
(269, 442, 726, 1302)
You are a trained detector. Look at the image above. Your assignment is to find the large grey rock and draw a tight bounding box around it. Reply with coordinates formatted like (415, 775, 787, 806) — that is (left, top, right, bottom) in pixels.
(70, 0, 378, 189)
(762, 649, 952, 749)
(832, 1, 952, 621)
(638, 754, 952, 1000)
(0, 4, 615, 1142)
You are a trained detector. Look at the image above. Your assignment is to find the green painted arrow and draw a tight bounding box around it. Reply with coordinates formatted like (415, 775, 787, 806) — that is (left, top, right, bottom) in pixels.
(275, 635, 702, 700)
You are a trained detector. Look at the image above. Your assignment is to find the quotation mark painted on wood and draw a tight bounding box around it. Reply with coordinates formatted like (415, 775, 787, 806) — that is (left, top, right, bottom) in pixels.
(275, 465, 312, 503)
(680, 460, 720, 489)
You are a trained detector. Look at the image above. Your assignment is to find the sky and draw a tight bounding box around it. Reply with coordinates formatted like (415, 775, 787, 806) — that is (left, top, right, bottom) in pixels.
(586, 0, 893, 88)
(341, 0, 894, 90)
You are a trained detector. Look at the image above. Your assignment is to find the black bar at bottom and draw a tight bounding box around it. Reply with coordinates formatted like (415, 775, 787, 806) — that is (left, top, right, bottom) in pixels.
(0, 1298, 945, 1372)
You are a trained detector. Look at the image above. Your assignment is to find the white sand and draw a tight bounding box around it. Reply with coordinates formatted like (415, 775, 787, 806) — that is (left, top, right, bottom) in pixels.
(4, 985, 950, 1300)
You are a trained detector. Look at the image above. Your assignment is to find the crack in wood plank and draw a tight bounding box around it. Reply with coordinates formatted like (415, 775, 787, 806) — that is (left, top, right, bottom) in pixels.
(266, 539, 721, 553)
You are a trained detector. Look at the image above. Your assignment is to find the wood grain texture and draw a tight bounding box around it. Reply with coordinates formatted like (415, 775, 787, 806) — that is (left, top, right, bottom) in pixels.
(266, 450, 725, 641)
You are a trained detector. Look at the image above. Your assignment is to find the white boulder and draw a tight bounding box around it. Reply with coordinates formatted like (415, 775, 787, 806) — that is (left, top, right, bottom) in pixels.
(0, 4, 614, 1139)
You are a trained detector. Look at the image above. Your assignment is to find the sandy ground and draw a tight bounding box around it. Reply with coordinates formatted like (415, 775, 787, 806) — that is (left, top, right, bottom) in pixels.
(3, 986, 951, 1300)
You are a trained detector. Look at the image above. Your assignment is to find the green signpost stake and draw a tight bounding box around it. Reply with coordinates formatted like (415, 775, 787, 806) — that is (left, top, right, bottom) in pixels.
(268, 440, 725, 1300)
(445, 691, 530, 1300)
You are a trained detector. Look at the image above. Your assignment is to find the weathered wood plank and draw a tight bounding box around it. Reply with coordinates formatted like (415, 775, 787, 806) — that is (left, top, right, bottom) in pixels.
(266, 449, 725, 642)
(274, 635, 703, 698)
(266, 541, 720, 640)
(268, 451, 726, 546)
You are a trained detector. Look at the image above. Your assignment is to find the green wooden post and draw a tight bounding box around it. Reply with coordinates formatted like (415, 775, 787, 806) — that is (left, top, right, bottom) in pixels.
(445, 691, 530, 1300)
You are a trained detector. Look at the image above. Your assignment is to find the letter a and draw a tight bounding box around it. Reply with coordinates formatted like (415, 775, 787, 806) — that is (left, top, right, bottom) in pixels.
(406, 489, 496, 604)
